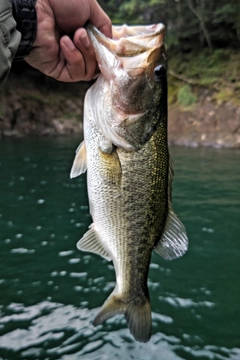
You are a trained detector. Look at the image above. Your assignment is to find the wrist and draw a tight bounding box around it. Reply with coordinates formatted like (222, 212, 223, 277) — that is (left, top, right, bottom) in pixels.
(12, 0, 37, 61)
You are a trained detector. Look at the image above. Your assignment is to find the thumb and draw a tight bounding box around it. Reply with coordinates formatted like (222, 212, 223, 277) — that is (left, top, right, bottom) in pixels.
(89, 0, 112, 38)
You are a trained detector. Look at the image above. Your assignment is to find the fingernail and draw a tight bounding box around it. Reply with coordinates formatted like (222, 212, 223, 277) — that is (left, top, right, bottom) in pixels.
(81, 33, 90, 48)
(63, 37, 75, 51)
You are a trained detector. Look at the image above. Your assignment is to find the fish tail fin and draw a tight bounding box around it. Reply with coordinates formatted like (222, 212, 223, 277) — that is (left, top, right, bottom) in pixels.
(125, 299, 152, 343)
(93, 294, 152, 343)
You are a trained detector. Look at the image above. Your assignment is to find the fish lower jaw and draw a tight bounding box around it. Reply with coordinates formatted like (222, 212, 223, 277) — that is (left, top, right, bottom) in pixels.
(112, 106, 147, 122)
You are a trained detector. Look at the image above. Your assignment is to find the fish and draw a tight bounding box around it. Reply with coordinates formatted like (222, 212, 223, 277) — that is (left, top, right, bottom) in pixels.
(70, 23, 188, 343)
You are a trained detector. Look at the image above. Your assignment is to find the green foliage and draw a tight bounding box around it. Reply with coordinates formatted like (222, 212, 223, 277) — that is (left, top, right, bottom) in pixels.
(177, 85, 197, 108)
(169, 48, 233, 85)
(168, 82, 180, 105)
(22, 93, 48, 105)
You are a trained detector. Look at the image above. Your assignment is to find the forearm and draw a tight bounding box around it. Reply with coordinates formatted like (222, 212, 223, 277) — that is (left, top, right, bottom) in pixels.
(0, 0, 21, 84)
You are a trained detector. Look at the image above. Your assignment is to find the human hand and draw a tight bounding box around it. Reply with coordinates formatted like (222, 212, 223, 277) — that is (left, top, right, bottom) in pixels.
(25, 0, 112, 82)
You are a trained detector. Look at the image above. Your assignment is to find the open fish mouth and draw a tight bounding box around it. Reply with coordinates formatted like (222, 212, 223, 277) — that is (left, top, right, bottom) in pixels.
(86, 22, 166, 80)
(88, 23, 165, 53)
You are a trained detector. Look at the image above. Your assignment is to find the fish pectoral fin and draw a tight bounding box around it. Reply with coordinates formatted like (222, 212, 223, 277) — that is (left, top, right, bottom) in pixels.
(70, 141, 87, 178)
(154, 207, 188, 260)
(93, 294, 152, 343)
(77, 224, 112, 261)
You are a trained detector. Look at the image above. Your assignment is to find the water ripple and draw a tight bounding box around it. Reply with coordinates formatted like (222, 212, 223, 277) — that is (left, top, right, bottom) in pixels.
(159, 295, 215, 309)
(1, 139, 240, 359)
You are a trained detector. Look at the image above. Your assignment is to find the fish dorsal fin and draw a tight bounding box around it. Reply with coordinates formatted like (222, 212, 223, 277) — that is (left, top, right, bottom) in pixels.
(154, 207, 188, 260)
(77, 224, 112, 261)
(154, 156, 188, 260)
(70, 141, 87, 178)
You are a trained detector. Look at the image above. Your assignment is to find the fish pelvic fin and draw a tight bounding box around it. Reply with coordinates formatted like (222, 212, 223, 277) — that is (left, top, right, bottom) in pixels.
(93, 294, 152, 343)
(154, 207, 188, 260)
(77, 224, 112, 261)
(70, 141, 87, 178)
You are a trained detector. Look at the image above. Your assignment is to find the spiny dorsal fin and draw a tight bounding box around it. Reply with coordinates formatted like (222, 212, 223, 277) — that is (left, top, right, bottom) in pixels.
(93, 294, 152, 343)
(77, 224, 111, 261)
(70, 141, 87, 178)
(154, 207, 188, 260)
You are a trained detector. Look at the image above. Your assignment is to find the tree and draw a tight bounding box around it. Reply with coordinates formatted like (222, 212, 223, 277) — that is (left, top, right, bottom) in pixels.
(185, 0, 213, 51)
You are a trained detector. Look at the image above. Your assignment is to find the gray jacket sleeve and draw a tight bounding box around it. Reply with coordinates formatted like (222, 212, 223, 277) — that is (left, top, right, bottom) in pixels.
(0, 0, 21, 85)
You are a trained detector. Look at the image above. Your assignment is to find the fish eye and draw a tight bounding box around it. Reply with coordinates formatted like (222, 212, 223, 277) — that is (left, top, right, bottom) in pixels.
(154, 64, 166, 82)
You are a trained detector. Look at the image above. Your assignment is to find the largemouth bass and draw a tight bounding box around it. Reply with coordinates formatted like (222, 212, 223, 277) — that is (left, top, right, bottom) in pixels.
(70, 23, 188, 343)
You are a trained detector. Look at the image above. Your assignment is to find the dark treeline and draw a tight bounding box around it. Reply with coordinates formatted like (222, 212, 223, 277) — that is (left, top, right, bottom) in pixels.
(99, 0, 240, 51)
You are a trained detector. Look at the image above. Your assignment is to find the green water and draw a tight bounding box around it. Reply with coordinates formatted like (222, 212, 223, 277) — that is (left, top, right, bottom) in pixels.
(0, 137, 239, 360)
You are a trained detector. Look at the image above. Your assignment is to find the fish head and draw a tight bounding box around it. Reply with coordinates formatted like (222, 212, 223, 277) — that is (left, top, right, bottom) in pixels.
(87, 23, 167, 150)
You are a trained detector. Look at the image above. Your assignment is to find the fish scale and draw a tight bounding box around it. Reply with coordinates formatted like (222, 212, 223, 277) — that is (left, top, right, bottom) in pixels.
(70, 23, 188, 343)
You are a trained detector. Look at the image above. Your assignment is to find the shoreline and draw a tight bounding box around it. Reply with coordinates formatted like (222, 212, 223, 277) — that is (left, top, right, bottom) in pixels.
(1, 71, 239, 149)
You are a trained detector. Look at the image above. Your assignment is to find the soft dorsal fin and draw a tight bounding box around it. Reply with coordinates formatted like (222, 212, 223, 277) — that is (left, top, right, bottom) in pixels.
(70, 141, 87, 178)
(77, 224, 112, 261)
(154, 155, 188, 260)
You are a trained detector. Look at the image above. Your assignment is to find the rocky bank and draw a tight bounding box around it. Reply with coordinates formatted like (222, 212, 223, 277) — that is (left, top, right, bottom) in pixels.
(1, 69, 240, 148)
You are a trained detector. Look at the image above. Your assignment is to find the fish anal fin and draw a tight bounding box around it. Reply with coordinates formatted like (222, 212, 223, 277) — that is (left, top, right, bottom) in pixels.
(155, 208, 188, 260)
(70, 141, 87, 178)
(93, 294, 152, 343)
(77, 224, 111, 261)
